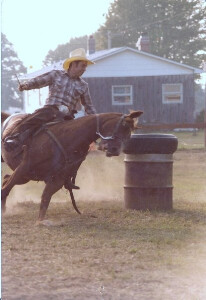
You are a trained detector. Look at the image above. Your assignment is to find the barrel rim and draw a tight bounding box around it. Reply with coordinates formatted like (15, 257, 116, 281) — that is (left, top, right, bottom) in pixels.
(130, 133, 178, 139)
(123, 133, 178, 154)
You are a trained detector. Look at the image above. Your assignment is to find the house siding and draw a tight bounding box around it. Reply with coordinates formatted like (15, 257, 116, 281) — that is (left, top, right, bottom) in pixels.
(85, 74, 195, 124)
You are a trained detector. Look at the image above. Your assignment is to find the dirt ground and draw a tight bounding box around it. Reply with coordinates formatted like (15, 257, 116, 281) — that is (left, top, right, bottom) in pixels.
(1, 150, 206, 300)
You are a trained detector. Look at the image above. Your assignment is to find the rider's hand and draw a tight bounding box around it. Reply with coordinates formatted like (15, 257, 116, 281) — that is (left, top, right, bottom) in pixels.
(18, 83, 28, 91)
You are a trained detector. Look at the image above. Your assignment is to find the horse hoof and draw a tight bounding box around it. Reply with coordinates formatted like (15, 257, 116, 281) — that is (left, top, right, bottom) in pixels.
(35, 220, 56, 226)
(1, 197, 7, 213)
(90, 214, 97, 218)
(1, 206, 6, 214)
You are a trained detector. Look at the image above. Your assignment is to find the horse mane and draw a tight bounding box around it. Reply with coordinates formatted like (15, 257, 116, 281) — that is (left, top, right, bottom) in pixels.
(53, 113, 123, 132)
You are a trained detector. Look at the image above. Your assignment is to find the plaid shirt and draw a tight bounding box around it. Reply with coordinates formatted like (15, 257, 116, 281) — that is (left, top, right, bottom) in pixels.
(24, 70, 96, 115)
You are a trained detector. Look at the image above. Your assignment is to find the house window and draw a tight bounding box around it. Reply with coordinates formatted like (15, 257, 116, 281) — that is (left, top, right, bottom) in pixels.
(162, 83, 183, 104)
(112, 85, 133, 105)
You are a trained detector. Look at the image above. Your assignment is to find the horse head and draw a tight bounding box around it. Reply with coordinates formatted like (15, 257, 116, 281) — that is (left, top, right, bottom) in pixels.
(97, 111, 143, 157)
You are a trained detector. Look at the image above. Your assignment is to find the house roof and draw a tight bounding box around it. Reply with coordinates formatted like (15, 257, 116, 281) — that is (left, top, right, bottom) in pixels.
(90, 47, 202, 73)
(20, 47, 203, 80)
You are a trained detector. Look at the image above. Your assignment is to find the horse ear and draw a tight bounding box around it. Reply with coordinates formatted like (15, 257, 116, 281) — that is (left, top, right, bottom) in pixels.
(127, 110, 143, 119)
(123, 110, 143, 129)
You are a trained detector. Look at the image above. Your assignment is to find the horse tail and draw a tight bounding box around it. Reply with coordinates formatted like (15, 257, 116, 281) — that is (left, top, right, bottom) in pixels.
(1, 112, 10, 124)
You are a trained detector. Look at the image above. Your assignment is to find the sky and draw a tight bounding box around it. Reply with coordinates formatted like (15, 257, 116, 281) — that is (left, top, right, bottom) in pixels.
(1, 0, 206, 86)
(1, 0, 114, 71)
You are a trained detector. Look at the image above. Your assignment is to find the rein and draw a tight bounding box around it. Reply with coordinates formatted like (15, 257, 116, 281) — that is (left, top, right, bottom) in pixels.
(96, 114, 125, 140)
(44, 127, 87, 166)
(34, 113, 126, 164)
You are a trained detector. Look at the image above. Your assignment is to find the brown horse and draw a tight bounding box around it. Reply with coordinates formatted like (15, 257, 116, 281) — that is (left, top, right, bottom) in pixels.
(1, 110, 143, 222)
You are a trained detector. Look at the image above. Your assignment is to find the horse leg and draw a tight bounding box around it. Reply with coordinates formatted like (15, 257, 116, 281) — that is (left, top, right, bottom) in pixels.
(38, 177, 64, 221)
(1, 175, 11, 211)
(1, 147, 30, 212)
(1, 170, 29, 213)
(2, 174, 11, 187)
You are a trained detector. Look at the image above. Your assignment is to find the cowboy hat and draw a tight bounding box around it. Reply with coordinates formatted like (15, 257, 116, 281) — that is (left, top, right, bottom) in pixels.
(63, 48, 94, 70)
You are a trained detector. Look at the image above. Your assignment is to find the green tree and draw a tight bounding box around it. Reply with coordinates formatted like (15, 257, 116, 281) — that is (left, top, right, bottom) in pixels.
(96, 0, 206, 67)
(43, 36, 88, 65)
(1, 33, 27, 111)
(195, 83, 205, 120)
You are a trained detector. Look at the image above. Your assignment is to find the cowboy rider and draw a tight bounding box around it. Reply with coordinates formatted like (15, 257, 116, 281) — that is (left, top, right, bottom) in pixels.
(4, 48, 96, 151)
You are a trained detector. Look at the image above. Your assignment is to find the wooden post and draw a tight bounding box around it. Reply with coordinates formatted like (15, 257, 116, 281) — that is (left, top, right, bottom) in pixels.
(203, 61, 206, 150)
(204, 90, 206, 150)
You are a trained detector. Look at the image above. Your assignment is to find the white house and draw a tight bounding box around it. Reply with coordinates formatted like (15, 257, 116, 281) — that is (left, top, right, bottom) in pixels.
(20, 44, 202, 123)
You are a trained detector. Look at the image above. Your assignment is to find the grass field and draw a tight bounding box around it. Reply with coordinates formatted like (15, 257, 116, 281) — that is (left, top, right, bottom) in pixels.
(170, 129, 205, 150)
(1, 131, 206, 300)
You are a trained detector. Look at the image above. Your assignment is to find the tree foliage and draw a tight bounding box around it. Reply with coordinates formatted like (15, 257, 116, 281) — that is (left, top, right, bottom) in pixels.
(43, 36, 88, 66)
(43, 0, 205, 68)
(1, 33, 27, 111)
(96, 0, 206, 67)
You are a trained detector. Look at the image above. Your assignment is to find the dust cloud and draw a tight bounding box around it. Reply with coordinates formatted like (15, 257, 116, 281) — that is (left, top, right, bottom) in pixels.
(75, 152, 125, 202)
(2, 151, 125, 211)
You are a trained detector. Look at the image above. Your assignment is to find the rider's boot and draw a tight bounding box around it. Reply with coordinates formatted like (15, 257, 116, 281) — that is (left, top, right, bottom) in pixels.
(64, 178, 80, 190)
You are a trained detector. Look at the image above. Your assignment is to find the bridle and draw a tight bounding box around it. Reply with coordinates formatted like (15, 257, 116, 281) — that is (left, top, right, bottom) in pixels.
(96, 114, 126, 141)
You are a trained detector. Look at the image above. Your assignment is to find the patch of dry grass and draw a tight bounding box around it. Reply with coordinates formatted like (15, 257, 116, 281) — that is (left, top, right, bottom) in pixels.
(173, 150, 206, 203)
(1, 149, 206, 299)
(2, 199, 206, 300)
